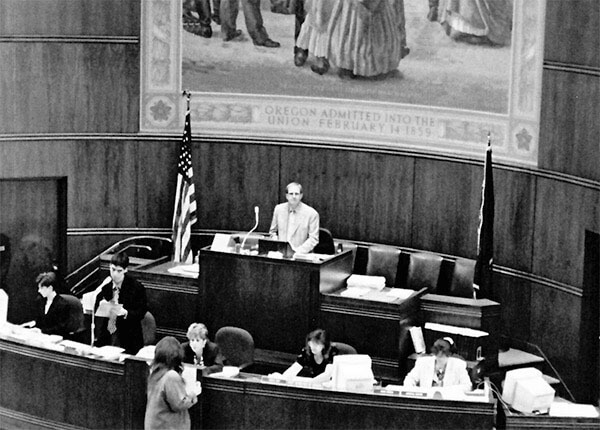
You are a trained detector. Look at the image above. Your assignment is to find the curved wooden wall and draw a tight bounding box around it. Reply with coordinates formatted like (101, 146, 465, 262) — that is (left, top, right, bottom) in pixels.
(0, 0, 598, 400)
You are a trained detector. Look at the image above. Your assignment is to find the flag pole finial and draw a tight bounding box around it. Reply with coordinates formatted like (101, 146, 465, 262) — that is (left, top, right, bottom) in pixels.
(487, 132, 491, 147)
(182, 90, 191, 109)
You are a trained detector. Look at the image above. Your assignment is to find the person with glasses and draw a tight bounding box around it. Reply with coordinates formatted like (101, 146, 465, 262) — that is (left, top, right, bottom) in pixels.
(269, 182, 319, 254)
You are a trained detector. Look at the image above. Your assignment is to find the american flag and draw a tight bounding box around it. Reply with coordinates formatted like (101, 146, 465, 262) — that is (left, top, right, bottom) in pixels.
(473, 135, 495, 299)
(172, 105, 197, 263)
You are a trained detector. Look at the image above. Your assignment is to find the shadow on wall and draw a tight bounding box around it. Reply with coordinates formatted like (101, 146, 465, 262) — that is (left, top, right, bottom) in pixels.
(4, 233, 55, 324)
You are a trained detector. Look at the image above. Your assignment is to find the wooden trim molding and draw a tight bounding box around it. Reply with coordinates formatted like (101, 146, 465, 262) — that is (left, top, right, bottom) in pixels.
(0, 35, 139, 44)
(543, 60, 600, 77)
(0, 406, 85, 430)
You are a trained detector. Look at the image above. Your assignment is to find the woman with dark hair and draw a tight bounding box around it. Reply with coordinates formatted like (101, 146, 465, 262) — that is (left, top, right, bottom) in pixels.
(403, 337, 471, 389)
(272, 328, 339, 384)
(21, 272, 70, 337)
(144, 336, 201, 430)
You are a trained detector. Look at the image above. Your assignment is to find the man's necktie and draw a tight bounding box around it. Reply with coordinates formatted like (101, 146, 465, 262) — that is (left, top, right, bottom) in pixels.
(107, 287, 120, 334)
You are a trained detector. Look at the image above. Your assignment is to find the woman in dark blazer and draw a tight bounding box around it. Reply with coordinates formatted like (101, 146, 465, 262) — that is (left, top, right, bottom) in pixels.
(181, 322, 224, 375)
(21, 272, 70, 337)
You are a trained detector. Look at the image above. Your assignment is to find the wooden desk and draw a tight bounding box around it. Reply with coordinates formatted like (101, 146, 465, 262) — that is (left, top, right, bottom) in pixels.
(0, 336, 148, 429)
(198, 372, 497, 429)
(498, 400, 600, 429)
(199, 249, 354, 354)
(320, 287, 426, 381)
(129, 259, 199, 339)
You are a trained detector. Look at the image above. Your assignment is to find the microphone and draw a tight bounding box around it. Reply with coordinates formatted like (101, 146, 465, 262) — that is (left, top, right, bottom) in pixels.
(241, 206, 260, 252)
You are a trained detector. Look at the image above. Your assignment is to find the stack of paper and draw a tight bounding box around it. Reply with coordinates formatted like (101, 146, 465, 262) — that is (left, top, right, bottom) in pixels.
(346, 275, 386, 290)
(340, 287, 370, 298)
(424, 322, 488, 338)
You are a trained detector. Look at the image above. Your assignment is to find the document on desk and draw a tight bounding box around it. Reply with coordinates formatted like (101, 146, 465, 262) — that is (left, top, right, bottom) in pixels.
(340, 287, 370, 298)
(167, 264, 200, 276)
(94, 300, 122, 317)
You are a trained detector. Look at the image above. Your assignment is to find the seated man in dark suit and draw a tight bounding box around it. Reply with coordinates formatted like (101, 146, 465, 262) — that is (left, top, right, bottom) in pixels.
(21, 271, 70, 337)
(181, 322, 225, 375)
(94, 252, 147, 354)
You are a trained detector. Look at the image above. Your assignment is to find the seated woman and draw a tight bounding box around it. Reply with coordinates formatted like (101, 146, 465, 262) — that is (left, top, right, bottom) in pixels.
(145, 336, 202, 430)
(181, 323, 224, 375)
(272, 328, 339, 384)
(403, 337, 471, 389)
(21, 272, 70, 337)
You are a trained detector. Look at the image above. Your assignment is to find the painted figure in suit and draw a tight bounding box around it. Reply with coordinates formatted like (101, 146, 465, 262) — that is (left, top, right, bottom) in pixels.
(21, 271, 70, 337)
(220, 0, 281, 47)
(94, 251, 148, 354)
(403, 337, 472, 389)
(181, 322, 225, 375)
(269, 182, 319, 254)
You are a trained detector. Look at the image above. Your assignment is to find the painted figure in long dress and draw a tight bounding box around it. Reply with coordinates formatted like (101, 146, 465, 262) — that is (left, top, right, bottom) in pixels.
(326, 0, 410, 79)
(294, 0, 336, 75)
(428, 0, 513, 46)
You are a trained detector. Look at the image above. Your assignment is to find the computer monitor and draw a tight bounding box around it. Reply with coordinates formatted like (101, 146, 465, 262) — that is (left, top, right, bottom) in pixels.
(331, 354, 374, 392)
(512, 377, 555, 414)
(503, 367, 555, 413)
(258, 238, 294, 258)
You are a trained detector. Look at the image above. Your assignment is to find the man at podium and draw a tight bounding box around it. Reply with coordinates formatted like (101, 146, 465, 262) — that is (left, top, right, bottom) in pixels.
(269, 182, 319, 254)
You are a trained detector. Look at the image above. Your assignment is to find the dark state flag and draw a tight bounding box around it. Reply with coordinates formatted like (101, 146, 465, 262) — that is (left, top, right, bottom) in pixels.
(474, 136, 495, 299)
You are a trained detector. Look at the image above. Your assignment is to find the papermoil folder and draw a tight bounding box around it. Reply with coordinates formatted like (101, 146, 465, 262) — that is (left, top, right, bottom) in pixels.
(346, 274, 386, 290)
(424, 322, 490, 361)
(94, 300, 123, 317)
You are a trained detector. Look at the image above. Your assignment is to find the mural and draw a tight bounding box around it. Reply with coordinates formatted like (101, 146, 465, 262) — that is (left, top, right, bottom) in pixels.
(140, 0, 546, 166)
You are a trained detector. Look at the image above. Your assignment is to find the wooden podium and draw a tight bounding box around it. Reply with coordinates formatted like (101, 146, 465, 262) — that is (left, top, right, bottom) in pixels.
(199, 248, 353, 354)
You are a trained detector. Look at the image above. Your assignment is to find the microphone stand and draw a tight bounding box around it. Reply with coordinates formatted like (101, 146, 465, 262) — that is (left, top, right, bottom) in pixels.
(241, 207, 259, 253)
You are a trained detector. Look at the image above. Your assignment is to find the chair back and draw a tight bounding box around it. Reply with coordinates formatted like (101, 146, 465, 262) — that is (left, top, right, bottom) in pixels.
(449, 258, 477, 298)
(366, 245, 401, 288)
(406, 252, 443, 292)
(59, 294, 85, 336)
(333, 342, 357, 355)
(215, 326, 255, 369)
(141, 311, 156, 345)
(313, 228, 335, 255)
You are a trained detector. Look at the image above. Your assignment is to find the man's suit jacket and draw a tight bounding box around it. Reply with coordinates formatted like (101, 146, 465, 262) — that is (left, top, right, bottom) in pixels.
(95, 274, 147, 354)
(35, 294, 71, 337)
(403, 355, 472, 389)
(269, 202, 319, 254)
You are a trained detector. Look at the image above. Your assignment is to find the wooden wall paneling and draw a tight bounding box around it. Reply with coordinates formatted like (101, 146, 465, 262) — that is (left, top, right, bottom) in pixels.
(493, 168, 537, 272)
(0, 140, 71, 179)
(544, 0, 600, 67)
(196, 141, 280, 232)
(532, 177, 600, 287)
(136, 140, 179, 228)
(493, 272, 531, 343)
(0, 179, 61, 323)
(530, 282, 582, 396)
(280, 147, 415, 245)
(539, 70, 600, 181)
(69, 140, 138, 228)
(0, 0, 140, 36)
(412, 158, 480, 257)
(0, 42, 139, 134)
